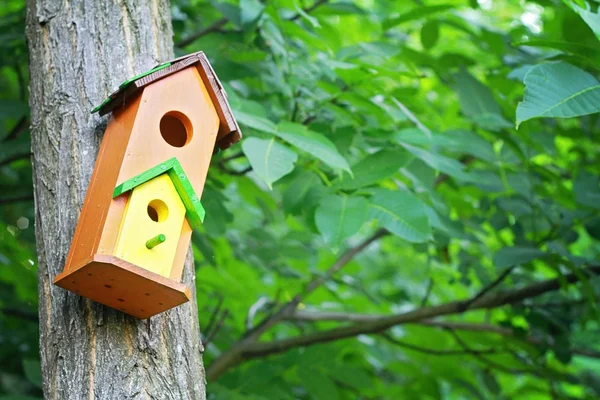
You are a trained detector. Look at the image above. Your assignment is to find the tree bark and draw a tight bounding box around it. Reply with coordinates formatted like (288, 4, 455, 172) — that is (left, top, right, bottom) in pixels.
(26, 1, 206, 398)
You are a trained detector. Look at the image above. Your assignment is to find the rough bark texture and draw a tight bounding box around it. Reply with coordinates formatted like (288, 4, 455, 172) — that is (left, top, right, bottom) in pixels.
(26, 1, 206, 398)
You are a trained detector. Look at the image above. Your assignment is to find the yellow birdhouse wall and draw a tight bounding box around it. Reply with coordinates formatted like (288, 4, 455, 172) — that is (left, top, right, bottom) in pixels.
(114, 174, 186, 278)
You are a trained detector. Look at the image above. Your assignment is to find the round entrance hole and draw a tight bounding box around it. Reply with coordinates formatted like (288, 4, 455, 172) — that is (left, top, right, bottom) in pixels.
(147, 199, 169, 222)
(159, 111, 192, 147)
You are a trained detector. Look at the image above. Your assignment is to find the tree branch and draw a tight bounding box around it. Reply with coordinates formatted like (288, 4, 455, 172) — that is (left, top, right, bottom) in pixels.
(291, 314, 600, 360)
(176, 18, 228, 48)
(206, 265, 600, 380)
(288, 310, 384, 323)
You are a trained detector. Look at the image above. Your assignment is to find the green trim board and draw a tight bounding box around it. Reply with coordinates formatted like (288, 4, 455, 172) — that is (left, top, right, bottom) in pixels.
(113, 158, 206, 229)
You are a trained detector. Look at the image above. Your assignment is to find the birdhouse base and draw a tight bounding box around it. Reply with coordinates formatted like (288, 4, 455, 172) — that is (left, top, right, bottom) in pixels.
(54, 254, 192, 319)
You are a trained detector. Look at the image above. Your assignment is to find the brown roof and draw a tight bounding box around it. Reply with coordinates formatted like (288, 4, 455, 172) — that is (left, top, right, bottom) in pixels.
(94, 51, 241, 150)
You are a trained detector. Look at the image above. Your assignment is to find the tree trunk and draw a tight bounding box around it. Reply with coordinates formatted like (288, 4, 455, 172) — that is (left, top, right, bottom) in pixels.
(26, 1, 206, 398)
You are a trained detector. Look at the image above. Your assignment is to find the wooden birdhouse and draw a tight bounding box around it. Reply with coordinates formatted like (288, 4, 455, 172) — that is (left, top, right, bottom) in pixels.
(54, 52, 241, 318)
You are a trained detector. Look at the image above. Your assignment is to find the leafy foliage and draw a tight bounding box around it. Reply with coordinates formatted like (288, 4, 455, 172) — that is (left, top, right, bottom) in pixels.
(2, 0, 600, 399)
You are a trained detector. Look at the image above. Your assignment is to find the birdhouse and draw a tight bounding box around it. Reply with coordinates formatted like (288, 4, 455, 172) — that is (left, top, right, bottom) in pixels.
(54, 51, 241, 318)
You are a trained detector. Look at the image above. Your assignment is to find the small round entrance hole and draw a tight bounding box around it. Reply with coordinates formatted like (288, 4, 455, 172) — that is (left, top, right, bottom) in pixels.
(147, 200, 169, 222)
(159, 112, 192, 147)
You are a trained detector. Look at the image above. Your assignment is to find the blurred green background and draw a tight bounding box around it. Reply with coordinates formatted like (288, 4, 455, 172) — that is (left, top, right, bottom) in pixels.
(2, 0, 600, 398)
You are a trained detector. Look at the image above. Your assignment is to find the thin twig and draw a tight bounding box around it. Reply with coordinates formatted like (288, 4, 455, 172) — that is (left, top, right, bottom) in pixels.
(448, 329, 527, 374)
(219, 151, 244, 164)
(219, 165, 252, 176)
(420, 320, 600, 359)
(0, 194, 33, 205)
(420, 278, 434, 307)
(176, 18, 228, 48)
(203, 309, 230, 347)
(381, 333, 498, 356)
(15, 64, 25, 101)
(1, 307, 38, 322)
(204, 296, 224, 336)
(0, 151, 31, 167)
(289, 0, 329, 21)
(5, 117, 28, 141)
(461, 265, 518, 311)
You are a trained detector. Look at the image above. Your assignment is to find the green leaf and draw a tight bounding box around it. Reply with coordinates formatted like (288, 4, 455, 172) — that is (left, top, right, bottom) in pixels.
(383, 5, 454, 30)
(276, 122, 351, 174)
(0, 136, 30, 164)
(0, 397, 42, 400)
(282, 172, 320, 214)
(516, 62, 600, 126)
(315, 195, 369, 247)
(369, 189, 431, 243)
(212, 3, 241, 26)
(398, 143, 467, 179)
(234, 110, 277, 134)
(22, 359, 42, 389)
(202, 186, 234, 236)
(333, 366, 372, 390)
(297, 368, 339, 400)
(340, 149, 412, 190)
(242, 137, 297, 189)
(434, 130, 496, 163)
(240, 0, 264, 27)
(420, 20, 440, 49)
(493, 247, 546, 269)
(573, 171, 600, 208)
(584, 217, 600, 240)
(0, 99, 27, 120)
(513, 39, 600, 63)
(454, 69, 510, 131)
(574, 5, 600, 38)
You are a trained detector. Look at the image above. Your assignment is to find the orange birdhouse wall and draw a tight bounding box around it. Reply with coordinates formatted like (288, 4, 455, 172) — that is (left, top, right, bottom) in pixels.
(53, 52, 241, 319)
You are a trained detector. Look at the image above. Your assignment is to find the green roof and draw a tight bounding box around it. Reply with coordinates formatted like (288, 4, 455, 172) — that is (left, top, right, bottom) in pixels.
(113, 158, 205, 229)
